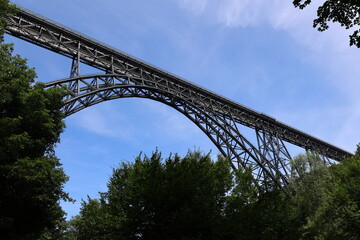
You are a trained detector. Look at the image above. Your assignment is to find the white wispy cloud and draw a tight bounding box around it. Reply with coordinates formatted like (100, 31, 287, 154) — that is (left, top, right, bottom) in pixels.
(177, 0, 356, 53)
(178, 0, 207, 15)
(217, 0, 268, 27)
(142, 100, 214, 143)
(72, 103, 134, 139)
(178, 0, 360, 152)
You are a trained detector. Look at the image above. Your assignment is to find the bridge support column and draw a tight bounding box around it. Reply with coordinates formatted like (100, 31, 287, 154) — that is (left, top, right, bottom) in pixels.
(70, 42, 81, 78)
(255, 128, 292, 188)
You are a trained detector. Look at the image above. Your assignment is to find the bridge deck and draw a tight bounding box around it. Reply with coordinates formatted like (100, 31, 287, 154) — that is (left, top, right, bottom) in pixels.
(5, 6, 353, 161)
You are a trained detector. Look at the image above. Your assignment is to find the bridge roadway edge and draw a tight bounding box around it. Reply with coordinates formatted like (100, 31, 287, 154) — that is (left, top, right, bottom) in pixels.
(4, 5, 353, 164)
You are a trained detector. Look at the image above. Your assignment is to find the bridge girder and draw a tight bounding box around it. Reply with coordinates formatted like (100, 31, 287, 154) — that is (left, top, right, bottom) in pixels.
(47, 74, 293, 188)
(4, 6, 354, 190)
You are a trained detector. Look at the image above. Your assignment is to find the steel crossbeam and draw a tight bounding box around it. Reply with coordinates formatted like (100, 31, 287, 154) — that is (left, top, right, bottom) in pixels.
(46, 74, 290, 187)
(4, 6, 353, 189)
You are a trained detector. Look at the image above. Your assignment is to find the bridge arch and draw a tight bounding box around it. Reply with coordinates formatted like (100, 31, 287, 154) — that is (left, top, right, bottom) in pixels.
(46, 74, 292, 189)
(6, 6, 353, 191)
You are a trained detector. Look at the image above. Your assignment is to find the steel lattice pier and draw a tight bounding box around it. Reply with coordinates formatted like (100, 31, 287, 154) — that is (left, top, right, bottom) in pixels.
(5, 6, 353, 190)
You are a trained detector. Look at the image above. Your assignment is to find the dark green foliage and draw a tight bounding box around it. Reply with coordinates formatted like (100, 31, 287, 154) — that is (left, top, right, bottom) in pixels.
(289, 150, 360, 240)
(104, 151, 234, 240)
(0, 0, 15, 42)
(311, 151, 360, 239)
(72, 151, 236, 240)
(0, 44, 66, 162)
(69, 197, 114, 240)
(69, 147, 360, 240)
(2, 0, 359, 238)
(0, 156, 70, 239)
(223, 166, 259, 240)
(225, 168, 298, 240)
(293, 0, 360, 47)
(0, 2, 71, 238)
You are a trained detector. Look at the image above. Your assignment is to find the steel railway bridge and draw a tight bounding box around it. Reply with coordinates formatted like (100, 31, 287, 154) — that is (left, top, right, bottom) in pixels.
(4, 6, 353, 190)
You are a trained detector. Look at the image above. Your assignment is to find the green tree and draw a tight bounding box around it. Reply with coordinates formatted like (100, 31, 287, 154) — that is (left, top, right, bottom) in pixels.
(0, 1, 71, 238)
(224, 166, 299, 240)
(72, 151, 234, 240)
(69, 197, 114, 240)
(0, 0, 15, 41)
(289, 149, 360, 239)
(69, 147, 360, 240)
(300, 149, 360, 239)
(223, 166, 259, 240)
(293, 0, 360, 47)
(288, 152, 330, 239)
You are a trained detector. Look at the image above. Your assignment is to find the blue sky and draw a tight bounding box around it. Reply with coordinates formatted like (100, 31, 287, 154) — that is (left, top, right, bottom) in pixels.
(5, 0, 360, 218)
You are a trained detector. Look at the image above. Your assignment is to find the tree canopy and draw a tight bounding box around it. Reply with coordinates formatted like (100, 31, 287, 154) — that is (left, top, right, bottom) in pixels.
(293, 0, 360, 47)
(67, 148, 360, 240)
(0, 0, 15, 41)
(291, 149, 360, 239)
(2, 0, 360, 238)
(71, 151, 239, 240)
(0, 1, 71, 238)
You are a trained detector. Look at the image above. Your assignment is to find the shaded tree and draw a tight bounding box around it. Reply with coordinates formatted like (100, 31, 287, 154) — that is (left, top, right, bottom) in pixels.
(293, 0, 360, 47)
(0, 1, 71, 238)
(0, 0, 15, 41)
(223, 166, 259, 240)
(68, 197, 114, 240)
(289, 152, 331, 239)
(72, 151, 234, 240)
(225, 167, 299, 240)
(69, 146, 360, 239)
(301, 148, 360, 239)
(290, 149, 360, 240)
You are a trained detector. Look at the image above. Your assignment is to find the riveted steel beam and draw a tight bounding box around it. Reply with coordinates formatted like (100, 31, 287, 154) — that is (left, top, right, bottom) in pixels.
(46, 74, 291, 188)
(5, 6, 354, 191)
(5, 7, 352, 162)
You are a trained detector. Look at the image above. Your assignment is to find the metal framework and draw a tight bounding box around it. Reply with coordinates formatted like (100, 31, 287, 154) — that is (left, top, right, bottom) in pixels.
(5, 6, 353, 190)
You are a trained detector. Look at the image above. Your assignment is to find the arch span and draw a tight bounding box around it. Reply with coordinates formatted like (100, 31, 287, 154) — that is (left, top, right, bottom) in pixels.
(46, 74, 294, 190)
(6, 6, 352, 191)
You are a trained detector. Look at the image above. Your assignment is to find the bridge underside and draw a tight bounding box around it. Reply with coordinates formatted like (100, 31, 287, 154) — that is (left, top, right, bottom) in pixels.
(5, 6, 353, 192)
(46, 73, 326, 191)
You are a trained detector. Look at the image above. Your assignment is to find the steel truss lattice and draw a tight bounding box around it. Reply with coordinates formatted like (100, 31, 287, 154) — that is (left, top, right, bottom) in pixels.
(5, 6, 354, 191)
(47, 73, 293, 188)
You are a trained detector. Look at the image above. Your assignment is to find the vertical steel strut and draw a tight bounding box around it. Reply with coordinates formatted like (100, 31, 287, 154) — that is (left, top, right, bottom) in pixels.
(5, 6, 353, 190)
